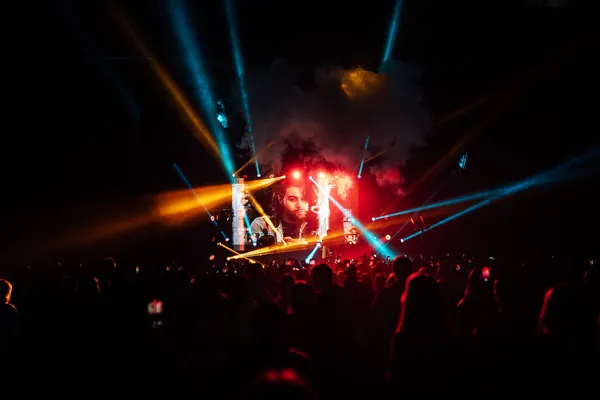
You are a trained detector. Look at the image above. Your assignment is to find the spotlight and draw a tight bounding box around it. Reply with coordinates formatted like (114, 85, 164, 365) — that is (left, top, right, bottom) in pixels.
(227, 257, 231, 261)
(257, 173, 261, 177)
(318, 172, 326, 179)
(385, 234, 391, 241)
(225, 237, 230, 242)
(357, 175, 361, 179)
(232, 173, 235, 177)
(400, 238, 404, 243)
(371, 217, 375, 221)
(482, 266, 491, 280)
(209, 255, 215, 260)
(292, 170, 301, 179)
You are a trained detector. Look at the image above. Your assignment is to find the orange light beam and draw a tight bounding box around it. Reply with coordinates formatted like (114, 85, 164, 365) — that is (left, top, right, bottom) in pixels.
(355, 151, 385, 168)
(233, 140, 277, 177)
(157, 176, 284, 218)
(247, 194, 286, 245)
(218, 242, 266, 267)
(111, 6, 221, 160)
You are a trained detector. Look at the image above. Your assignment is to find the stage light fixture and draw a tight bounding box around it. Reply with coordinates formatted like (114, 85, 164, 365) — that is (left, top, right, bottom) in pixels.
(318, 172, 326, 179)
(357, 175, 362, 179)
(292, 170, 301, 179)
(257, 173, 261, 177)
(482, 266, 491, 280)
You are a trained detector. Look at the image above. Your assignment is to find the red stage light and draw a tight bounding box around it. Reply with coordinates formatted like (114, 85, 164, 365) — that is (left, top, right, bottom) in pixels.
(481, 266, 491, 280)
(385, 234, 391, 241)
(291, 170, 301, 179)
(318, 172, 326, 179)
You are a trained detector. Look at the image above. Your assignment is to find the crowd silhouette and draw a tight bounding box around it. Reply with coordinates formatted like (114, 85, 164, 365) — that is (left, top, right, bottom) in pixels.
(1, 253, 598, 397)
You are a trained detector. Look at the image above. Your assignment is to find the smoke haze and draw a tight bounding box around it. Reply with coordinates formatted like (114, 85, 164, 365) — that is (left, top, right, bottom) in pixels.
(238, 59, 431, 195)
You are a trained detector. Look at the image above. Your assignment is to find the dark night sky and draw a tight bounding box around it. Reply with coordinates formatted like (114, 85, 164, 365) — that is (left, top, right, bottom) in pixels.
(1, 0, 598, 263)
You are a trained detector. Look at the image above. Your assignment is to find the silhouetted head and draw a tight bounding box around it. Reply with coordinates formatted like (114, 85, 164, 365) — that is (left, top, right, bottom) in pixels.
(392, 256, 413, 285)
(310, 264, 333, 292)
(290, 282, 316, 314)
(359, 272, 371, 285)
(538, 283, 594, 337)
(0, 279, 13, 304)
(75, 274, 101, 305)
(493, 278, 519, 312)
(374, 274, 386, 291)
(229, 275, 251, 305)
(280, 273, 296, 299)
(346, 264, 357, 279)
(398, 272, 445, 335)
(252, 302, 286, 347)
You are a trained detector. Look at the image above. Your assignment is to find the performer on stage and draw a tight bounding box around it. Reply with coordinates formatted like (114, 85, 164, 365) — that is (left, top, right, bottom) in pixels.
(251, 179, 317, 243)
(242, 193, 257, 221)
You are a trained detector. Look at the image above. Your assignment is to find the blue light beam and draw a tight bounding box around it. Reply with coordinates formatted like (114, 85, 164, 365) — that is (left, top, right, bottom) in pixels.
(173, 163, 229, 240)
(310, 177, 395, 259)
(380, 0, 404, 71)
(401, 147, 600, 242)
(384, 173, 455, 245)
(216, 100, 228, 128)
(401, 188, 514, 243)
(459, 153, 468, 169)
(170, 1, 236, 181)
(224, 0, 260, 177)
(374, 188, 501, 221)
(305, 242, 322, 264)
(358, 136, 370, 178)
(243, 213, 255, 245)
